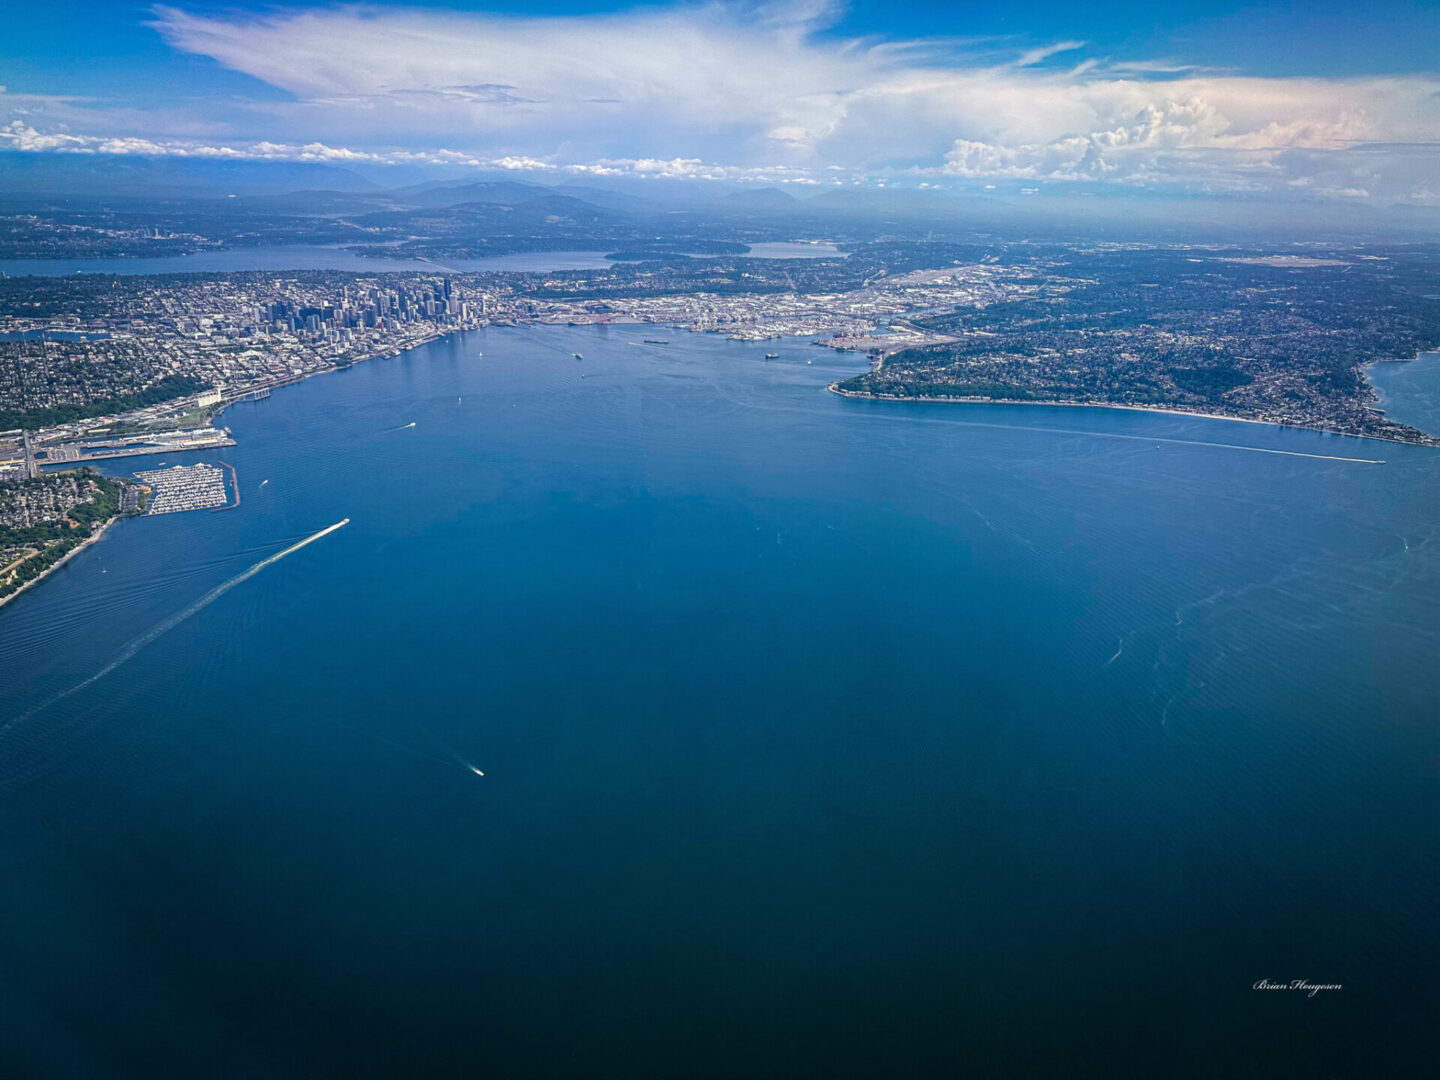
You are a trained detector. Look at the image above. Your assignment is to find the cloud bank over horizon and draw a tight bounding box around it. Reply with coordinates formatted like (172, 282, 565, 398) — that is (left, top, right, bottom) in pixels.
(1, 1, 1436, 203)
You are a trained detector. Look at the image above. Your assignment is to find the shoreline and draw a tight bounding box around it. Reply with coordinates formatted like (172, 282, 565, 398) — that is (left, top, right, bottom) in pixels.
(2, 331, 1429, 611)
(826, 383, 1437, 448)
(0, 514, 121, 612)
(210, 327, 456, 426)
(5, 326, 459, 612)
(1361, 349, 1435, 405)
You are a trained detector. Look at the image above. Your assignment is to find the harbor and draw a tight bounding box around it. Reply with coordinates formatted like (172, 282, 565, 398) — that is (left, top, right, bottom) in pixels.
(133, 463, 234, 514)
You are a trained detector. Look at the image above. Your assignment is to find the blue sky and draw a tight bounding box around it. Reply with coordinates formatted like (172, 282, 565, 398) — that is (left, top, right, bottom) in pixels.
(2, 2, 1437, 201)
(6, 2, 1439, 84)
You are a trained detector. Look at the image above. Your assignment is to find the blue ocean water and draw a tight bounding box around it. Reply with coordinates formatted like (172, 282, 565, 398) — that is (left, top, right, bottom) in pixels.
(1, 328, 1437, 1076)
(1369, 351, 1440, 435)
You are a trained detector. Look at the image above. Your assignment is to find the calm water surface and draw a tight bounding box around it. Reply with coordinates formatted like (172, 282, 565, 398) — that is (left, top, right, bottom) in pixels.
(1368, 350, 1440, 434)
(0, 247, 618, 277)
(2, 328, 1437, 1075)
(0, 241, 842, 277)
(0, 246, 441, 277)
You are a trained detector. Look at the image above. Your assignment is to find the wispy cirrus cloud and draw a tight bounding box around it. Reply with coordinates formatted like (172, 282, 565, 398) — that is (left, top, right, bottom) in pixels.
(1, 2, 1435, 202)
(1015, 40, 1086, 67)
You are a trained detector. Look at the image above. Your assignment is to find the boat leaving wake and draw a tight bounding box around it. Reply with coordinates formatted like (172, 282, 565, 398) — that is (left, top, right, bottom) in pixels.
(4, 519, 350, 731)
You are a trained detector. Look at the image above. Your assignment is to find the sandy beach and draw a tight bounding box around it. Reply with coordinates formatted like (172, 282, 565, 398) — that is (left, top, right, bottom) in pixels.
(826, 383, 1420, 446)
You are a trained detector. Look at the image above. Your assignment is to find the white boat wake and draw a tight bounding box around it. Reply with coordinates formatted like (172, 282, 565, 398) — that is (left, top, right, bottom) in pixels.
(5, 519, 350, 729)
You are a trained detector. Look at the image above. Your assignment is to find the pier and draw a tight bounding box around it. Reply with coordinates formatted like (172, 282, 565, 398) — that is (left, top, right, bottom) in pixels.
(215, 462, 241, 510)
(38, 427, 235, 465)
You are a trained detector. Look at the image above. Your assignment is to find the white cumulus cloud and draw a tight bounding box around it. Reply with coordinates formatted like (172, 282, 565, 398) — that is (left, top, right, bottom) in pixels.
(0, 3, 1432, 201)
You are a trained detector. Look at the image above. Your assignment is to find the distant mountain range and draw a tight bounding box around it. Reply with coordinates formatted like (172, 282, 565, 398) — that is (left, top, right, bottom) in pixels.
(0, 151, 1435, 239)
(0, 153, 383, 198)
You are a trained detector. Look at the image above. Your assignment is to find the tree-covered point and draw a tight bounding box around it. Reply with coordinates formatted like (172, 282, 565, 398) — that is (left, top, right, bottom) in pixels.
(838, 245, 1440, 443)
(0, 535, 82, 600)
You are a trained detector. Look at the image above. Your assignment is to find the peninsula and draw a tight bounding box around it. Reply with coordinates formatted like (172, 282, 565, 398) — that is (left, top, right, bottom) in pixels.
(825, 247, 1440, 446)
(0, 468, 143, 609)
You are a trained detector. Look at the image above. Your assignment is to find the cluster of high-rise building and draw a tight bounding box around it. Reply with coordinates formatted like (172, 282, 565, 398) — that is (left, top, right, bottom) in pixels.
(251, 278, 483, 342)
(0, 274, 503, 429)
